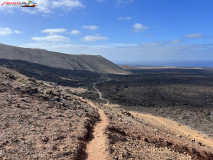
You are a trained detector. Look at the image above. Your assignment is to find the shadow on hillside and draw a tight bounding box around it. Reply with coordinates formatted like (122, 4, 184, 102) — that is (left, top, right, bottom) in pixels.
(0, 59, 101, 88)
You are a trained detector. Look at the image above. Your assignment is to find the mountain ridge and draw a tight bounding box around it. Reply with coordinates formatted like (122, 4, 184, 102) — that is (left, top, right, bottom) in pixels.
(0, 43, 129, 74)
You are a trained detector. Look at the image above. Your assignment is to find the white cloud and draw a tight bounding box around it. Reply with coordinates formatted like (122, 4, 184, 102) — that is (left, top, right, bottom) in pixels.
(81, 34, 108, 42)
(117, 0, 134, 7)
(83, 25, 99, 31)
(118, 16, 131, 21)
(0, 28, 12, 36)
(23, 42, 89, 53)
(52, 0, 83, 8)
(70, 29, 81, 35)
(32, 35, 70, 42)
(184, 33, 203, 39)
(133, 23, 149, 32)
(0, 28, 21, 36)
(41, 29, 67, 35)
(14, 30, 21, 34)
(0, 0, 84, 14)
(98, 0, 134, 7)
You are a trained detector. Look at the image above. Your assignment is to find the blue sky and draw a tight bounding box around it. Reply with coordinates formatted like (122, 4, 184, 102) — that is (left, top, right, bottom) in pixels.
(0, 0, 213, 65)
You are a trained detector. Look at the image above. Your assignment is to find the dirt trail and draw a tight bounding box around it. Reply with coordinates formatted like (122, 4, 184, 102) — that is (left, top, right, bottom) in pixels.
(86, 101, 110, 160)
(93, 83, 109, 105)
(59, 86, 110, 159)
(131, 112, 213, 148)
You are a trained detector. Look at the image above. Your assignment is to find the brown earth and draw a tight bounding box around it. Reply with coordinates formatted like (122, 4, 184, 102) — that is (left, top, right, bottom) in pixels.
(0, 66, 99, 160)
(130, 112, 213, 148)
(102, 104, 213, 160)
(0, 66, 213, 160)
(85, 101, 110, 160)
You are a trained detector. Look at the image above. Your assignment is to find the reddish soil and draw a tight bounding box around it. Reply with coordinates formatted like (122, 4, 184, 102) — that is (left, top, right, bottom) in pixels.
(85, 101, 110, 160)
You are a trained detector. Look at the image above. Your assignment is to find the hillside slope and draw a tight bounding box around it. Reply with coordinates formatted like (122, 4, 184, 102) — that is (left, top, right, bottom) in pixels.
(0, 66, 99, 159)
(0, 43, 128, 74)
(1, 65, 213, 159)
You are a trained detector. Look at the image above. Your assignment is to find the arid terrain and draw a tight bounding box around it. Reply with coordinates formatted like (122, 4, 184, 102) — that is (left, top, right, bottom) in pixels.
(0, 66, 99, 159)
(0, 63, 213, 159)
(92, 68, 213, 137)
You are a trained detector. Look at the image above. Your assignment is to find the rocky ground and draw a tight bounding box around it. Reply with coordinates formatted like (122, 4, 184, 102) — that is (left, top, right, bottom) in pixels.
(101, 104, 213, 160)
(0, 66, 213, 160)
(0, 67, 99, 160)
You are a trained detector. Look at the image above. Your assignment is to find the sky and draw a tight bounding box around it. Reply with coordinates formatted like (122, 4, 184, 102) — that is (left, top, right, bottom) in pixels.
(0, 0, 213, 66)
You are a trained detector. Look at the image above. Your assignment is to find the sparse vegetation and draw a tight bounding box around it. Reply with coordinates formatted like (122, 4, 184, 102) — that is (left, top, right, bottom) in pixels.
(1, 60, 213, 159)
(0, 66, 99, 159)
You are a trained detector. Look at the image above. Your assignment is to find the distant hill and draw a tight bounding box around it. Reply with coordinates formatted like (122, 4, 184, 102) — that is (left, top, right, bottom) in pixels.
(0, 43, 128, 74)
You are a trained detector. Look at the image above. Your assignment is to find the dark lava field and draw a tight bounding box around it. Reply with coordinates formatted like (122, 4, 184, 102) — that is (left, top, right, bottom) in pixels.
(1, 59, 213, 137)
(95, 68, 213, 136)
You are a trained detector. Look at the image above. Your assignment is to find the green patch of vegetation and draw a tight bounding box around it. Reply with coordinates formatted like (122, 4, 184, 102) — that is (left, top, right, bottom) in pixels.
(44, 88, 53, 95)
(16, 78, 24, 83)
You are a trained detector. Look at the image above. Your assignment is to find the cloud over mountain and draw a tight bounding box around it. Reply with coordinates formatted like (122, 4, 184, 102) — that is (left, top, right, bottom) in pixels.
(81, 34, 108, 42)
(32, 35, 70, 42)
(0, 28, 21, 36)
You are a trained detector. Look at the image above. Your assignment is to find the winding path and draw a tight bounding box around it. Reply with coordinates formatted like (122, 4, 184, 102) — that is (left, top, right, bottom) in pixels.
(93, 83, 110, 105)
(62, 85, 110, 159)
(85, 80, 110, 159)
(86, 101, 109, 160)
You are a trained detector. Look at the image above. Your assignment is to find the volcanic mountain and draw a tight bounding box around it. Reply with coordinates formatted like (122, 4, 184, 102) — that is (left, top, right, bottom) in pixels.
(0, 43, 128, 74)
